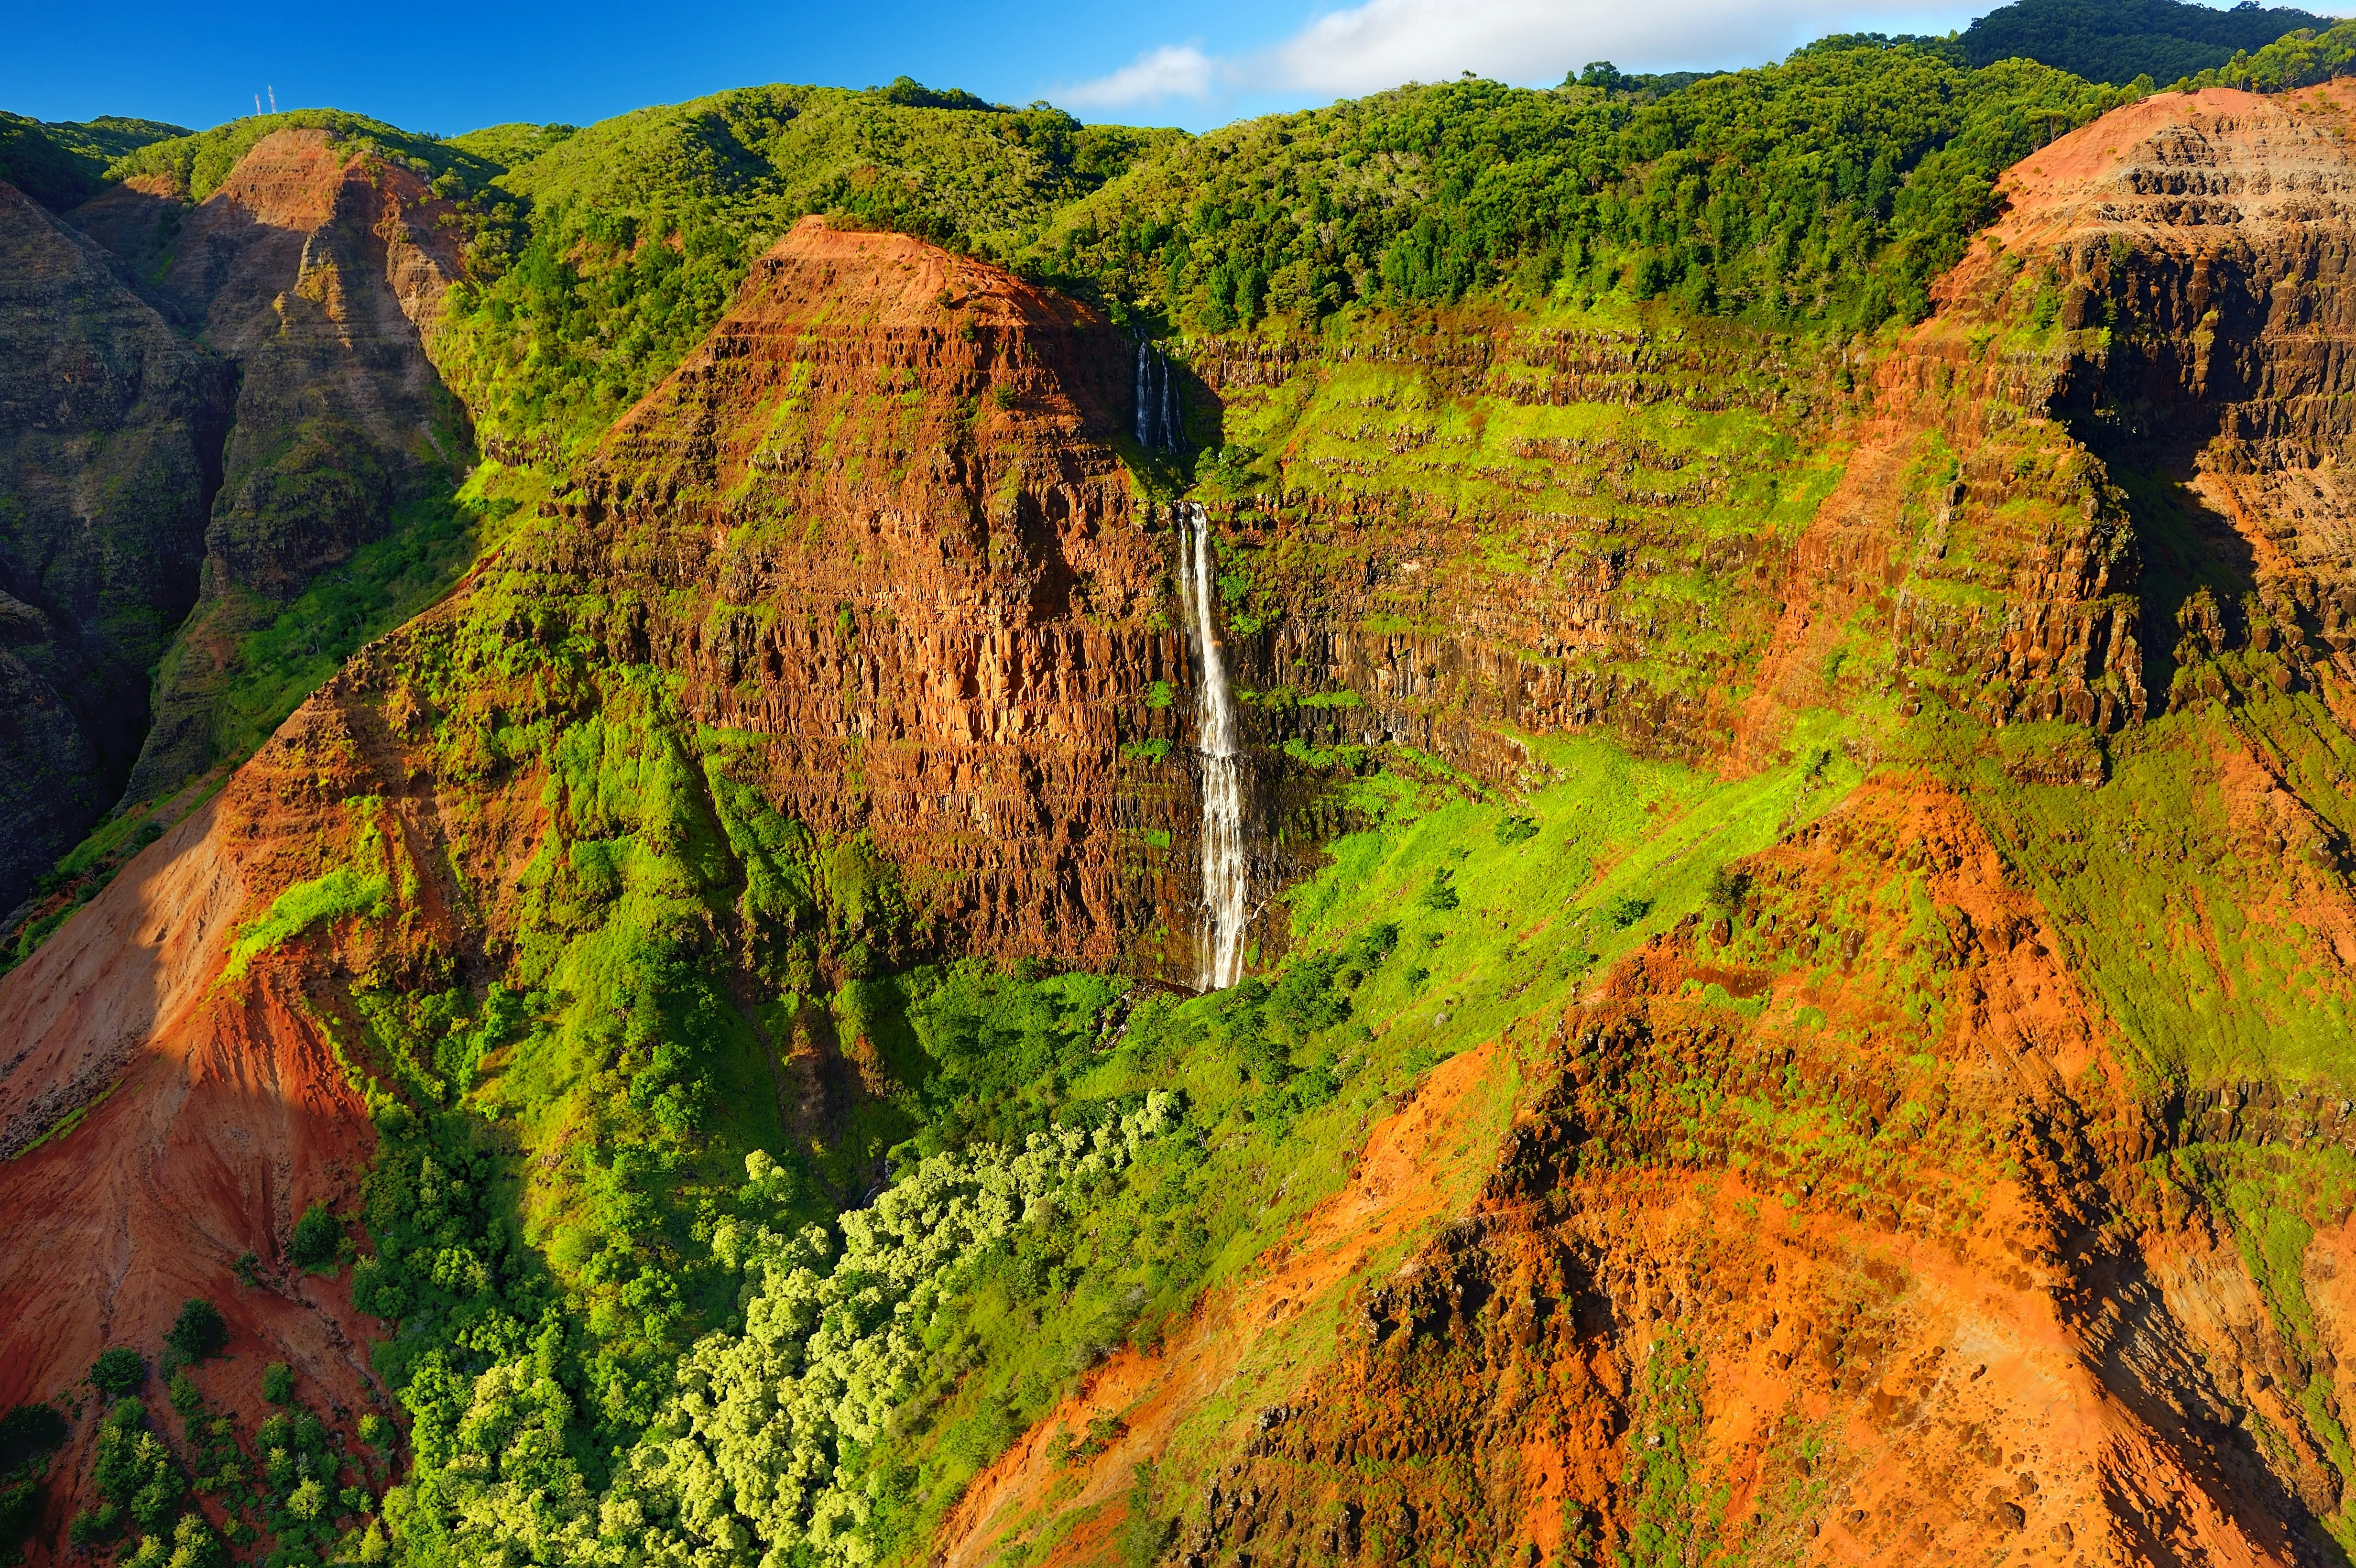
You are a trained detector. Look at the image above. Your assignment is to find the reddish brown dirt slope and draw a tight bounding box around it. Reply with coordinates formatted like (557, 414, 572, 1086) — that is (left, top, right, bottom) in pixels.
(0, 719, 401, 1555)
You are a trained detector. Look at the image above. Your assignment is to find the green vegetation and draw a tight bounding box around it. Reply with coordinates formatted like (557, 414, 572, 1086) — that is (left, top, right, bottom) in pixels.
(1974, 682, 2356, 1091)
(432, 83, 1174, 455)
(1029, 48, 2134, 333)
(1953, 0, 2328, 83)
(0, 111, 186, 208)
(106, 109, 502, 204)
(224, 868, 392, 982)
(1619, 1336, 1729, 1568)
(2175, 15, 2356, 90)
(0, 1403, 65, 1566)
(27, 10, 2356, 1562)
(318, 648, 1849, 1562)
(287, 1204, 344, 1271)
(79, 1399, 184, 1546)
(211, 479, 516, 773)
(164, 1300, 226, 1366)
(89, 1348, 145, 1396)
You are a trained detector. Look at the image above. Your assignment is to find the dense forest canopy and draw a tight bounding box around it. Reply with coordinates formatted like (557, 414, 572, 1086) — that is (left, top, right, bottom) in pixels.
(427, 46, 2141, 457)
(1024, 48, 2133, 337)
(427, 82, 1177, 453)
(1952, 0, 2332, 81)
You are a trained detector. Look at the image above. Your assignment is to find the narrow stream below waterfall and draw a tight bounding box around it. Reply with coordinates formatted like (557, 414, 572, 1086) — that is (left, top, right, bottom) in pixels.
(1176, 504, 1248, 990)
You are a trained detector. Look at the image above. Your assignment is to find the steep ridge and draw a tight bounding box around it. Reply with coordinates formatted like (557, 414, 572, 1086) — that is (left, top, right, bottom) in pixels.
(0, 216, 1202, 1545)
(67, 127, 470, 804)
(1977, 83, 2356, 706)
(575, 215, 1191, 969)
(0, 181, 229, 915)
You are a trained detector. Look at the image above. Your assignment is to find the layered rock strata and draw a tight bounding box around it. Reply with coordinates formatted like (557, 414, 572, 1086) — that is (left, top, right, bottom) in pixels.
(18, 83, 2356, 1568)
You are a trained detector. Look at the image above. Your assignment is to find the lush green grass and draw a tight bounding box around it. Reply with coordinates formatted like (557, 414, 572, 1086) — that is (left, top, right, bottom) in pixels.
(211, 468, 526, 772)
(1975, 697, 2356, 1091)
(222, 867, 390, 982)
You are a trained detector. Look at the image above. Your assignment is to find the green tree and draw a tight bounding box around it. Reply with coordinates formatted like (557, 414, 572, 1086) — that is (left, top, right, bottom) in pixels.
(87, 1349, 143, 1396)
(163, 1300, 225, 1364)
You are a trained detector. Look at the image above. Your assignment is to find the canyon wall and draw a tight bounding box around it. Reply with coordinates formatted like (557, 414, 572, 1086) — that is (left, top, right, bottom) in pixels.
(0, 182, 228, 915)
(14, 84, 2356, 1567)
(933, 87, 2356, 1568)
(70, 128, 471, 802)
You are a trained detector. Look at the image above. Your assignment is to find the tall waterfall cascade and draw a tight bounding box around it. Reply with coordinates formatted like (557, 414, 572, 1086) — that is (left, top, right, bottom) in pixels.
(1176, 505, 1248, 990)
(1135, 341, 1181, 452)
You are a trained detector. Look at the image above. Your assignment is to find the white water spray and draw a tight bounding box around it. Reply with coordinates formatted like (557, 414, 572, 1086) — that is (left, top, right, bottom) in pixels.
(1176, 504, 1248, 989)
(1134, 341, 1180, 452)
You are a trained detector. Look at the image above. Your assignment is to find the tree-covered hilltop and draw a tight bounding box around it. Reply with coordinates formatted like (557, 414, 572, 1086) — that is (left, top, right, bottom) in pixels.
(430, 83, 1177, 456)
(430, 48, 2142, 462)
(103, 108, 504, 203)
(2171, 14, 2356, 89)
(1026, 47, 2134, 335)
(0, 111, 185, 209)
(1952, 0, 2332, 83)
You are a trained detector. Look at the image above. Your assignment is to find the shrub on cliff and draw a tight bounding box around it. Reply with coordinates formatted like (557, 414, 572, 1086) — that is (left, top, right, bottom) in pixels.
(162, 1300, 225, 1365)
(88, 1399, 182, 1533)
(87, 1348, 143, 1396)
(285, 1203, 342, 1270)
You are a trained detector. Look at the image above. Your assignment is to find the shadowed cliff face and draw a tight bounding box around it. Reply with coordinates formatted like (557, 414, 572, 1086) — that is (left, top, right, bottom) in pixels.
(0, 180, 229, 915)
(1954, 83, 2356, 719)
(68, 128, 469, 803)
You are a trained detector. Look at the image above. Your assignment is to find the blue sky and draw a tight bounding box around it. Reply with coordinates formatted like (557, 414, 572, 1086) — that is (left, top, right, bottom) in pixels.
(0, 0, 2241, 137)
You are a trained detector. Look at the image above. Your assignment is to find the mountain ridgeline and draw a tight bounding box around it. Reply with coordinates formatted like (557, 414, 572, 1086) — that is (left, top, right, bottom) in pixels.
(14, 4, 2356, 1567)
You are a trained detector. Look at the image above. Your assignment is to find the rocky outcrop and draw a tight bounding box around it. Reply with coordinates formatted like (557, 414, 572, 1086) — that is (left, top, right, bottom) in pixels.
(69, 128, 470, 802)
(525, 216, 1221, 974)
(1940, 83, 2356, 712)
(0, 180, 229, 915)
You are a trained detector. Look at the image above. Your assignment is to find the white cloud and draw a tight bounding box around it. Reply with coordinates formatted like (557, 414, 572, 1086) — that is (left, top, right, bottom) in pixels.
(1059, 44, 1221, 107)
(1059, 0, 1977, 109)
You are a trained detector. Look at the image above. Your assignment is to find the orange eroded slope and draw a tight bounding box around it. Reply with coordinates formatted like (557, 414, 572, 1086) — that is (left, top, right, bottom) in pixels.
(937, 1037, 1515, 1567)
(0, 771, 385, 1554)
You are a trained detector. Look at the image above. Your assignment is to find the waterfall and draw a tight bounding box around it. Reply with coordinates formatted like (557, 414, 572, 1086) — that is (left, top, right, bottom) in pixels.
(1176, 504, 1248, 989)
(1135, 341, 1182, 453)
